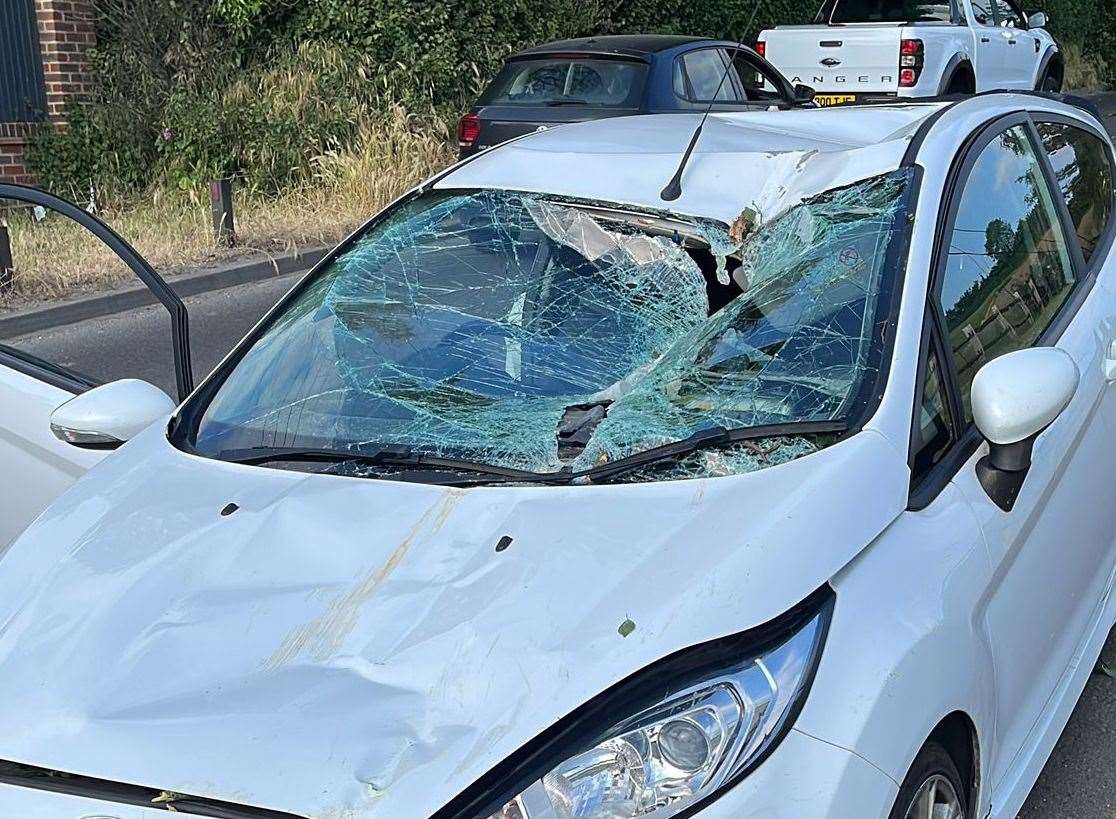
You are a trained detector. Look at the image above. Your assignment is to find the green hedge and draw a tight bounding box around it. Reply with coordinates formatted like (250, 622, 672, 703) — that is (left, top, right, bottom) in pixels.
(27, 0, 1114, 199)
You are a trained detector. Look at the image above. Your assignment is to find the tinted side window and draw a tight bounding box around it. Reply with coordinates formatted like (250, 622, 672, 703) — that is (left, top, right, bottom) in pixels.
(1037, 122, 1115, 264)
(680, 49, 737, 102)
(731, 51, 783, 101)
(939, 125, 1076, 422)
(992, 0, 1025, 27)
(970, 0, 994, 24)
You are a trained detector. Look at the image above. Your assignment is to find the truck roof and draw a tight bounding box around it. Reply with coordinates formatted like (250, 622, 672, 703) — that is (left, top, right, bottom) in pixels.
(436, 103, 945, 224)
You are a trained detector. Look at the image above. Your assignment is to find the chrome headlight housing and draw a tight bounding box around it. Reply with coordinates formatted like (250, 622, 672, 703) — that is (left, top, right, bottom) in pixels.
(435, 589, 833, 819)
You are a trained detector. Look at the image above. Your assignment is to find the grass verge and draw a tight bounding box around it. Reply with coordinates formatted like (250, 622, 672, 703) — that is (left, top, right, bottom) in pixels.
(1, 107, 454, 306)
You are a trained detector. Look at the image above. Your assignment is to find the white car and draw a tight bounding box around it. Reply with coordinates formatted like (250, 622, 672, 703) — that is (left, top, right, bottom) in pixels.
(0, 92, 1114, 819)
(759, 0, 1061, 106)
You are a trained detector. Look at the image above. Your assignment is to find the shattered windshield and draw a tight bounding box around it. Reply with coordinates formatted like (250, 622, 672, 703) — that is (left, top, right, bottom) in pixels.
(187, 170, 912, 482)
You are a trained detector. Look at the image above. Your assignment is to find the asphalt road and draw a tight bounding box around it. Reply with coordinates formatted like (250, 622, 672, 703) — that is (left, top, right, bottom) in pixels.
(5, 94, 1116, 817)
(5, 272, 302, 397)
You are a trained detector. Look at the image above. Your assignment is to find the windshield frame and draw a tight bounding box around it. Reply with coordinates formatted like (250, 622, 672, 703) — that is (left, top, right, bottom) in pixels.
(169, 169, 923, 481)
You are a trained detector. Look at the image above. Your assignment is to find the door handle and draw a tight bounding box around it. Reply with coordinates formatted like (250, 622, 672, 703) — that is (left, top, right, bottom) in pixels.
(1105, 340, 1116, 382)
(1008, 39, 1017, 45)
(981, 36, 991, 42)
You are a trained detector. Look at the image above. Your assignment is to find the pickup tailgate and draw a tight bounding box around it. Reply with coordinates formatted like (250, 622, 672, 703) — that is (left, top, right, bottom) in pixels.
(763, 25, 902, 94)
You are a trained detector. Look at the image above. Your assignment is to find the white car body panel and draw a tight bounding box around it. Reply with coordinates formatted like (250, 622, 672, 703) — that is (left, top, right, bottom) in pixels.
(760, 0, 1058, 99)
(0, 425, 906, 817)
(0, 94, 1112, 818)
(436, 105, 934, 224)
(0, 365, 104, 550)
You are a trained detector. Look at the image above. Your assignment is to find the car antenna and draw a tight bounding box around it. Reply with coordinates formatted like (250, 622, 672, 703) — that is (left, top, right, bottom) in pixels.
(660, 0, 765, 202)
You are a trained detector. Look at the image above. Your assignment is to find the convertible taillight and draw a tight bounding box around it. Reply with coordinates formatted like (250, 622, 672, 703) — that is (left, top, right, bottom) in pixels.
(457, 113, 480, 149)
(899, 38, 924, 87)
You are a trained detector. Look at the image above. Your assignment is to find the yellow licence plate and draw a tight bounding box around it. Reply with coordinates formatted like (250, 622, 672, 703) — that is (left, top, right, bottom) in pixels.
(814, 94, 858, 107)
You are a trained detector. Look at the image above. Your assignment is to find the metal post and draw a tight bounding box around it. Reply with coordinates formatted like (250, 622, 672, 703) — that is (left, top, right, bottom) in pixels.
(209, 179, 235, 246)
(0, 222, 13, 295)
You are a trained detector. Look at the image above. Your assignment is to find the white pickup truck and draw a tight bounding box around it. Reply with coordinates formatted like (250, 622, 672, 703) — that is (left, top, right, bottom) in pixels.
(758, 0, 1061, 107)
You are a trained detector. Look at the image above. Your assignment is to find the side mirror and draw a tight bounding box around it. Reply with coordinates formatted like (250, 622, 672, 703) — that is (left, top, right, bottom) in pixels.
(793, 84, 816, 104)
(971, 347, 1078, 510)
(1027, 11, 1048, 28)
(50, 379, 175, 449)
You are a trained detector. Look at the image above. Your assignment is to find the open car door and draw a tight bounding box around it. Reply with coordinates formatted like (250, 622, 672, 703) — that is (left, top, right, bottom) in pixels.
(0, 185, 193, 550)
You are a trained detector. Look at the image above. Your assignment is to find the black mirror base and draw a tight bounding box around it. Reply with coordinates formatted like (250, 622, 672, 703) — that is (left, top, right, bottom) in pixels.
(976, 456, 1028, 512)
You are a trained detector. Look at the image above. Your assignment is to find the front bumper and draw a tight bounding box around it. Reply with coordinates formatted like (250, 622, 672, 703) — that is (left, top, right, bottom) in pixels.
(691, 729, 898, 819)
(0, 729, 897, 819)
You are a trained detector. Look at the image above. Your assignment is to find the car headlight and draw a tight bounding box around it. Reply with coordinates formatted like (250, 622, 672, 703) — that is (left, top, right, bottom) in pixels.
(435, 589, 833, 819)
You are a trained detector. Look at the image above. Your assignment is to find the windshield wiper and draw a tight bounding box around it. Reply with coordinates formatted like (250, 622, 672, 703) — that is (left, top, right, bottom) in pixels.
(580, 420, 848, 483)
(545, 98, 590, 106)
(219, 445, 562, 483)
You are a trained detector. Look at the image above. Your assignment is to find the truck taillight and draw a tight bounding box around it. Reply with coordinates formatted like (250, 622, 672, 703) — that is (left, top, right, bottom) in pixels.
(899, 39, 923, 87)
(755, 41, 766, 57)
(457, 113, 480, 148)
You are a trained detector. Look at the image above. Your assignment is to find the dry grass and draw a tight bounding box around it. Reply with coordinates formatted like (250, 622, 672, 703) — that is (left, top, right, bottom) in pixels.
(1063, 43, 1111, 93)
(1, 107, 455, 306)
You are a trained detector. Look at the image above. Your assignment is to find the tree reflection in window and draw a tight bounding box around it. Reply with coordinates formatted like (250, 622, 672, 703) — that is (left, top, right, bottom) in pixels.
(1037, 122, 1115, 263)
(939, 125, 1075, 422)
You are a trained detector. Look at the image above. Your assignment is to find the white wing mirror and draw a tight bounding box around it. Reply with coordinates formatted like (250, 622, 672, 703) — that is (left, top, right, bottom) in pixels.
(1027, 11, 1048, 28)
(50, 379, 175, 448)
(971, 347, 1078, 510)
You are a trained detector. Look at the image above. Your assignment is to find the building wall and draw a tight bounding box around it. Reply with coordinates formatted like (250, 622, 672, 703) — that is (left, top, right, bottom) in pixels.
(0, 0, 96, 185)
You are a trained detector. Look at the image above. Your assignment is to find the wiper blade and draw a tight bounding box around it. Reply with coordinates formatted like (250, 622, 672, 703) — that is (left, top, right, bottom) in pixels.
(545, 98, 590, 106)
(580, 420, 848, 483)
(219, 445, 560, 482)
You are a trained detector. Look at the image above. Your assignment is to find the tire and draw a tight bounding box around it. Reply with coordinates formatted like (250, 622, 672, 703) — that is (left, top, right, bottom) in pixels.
(888, 741, 968, 819)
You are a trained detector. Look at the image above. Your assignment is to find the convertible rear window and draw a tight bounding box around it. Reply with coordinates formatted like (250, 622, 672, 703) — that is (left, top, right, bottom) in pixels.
(478, 58, 647, 108)
(185, 170, 913, 482)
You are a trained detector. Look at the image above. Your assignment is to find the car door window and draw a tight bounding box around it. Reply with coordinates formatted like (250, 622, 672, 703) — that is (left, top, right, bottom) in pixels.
(679, 49, 737, 102)
(0, 188, 193, 401)
(991, 0, 1025, 26)
(1036, 121, 1115, 264)
(970, 0, 995, 25)
(938, 124, 1076, 422)
(730, 50, 784, 102)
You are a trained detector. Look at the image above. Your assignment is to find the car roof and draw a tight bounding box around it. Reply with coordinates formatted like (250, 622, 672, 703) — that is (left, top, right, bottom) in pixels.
(435, 103, 947, 224)
(508, 34, 716, 60)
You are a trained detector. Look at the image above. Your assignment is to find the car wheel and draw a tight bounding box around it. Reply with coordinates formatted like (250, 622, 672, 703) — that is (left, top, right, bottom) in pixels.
(889, 741, 968, 819)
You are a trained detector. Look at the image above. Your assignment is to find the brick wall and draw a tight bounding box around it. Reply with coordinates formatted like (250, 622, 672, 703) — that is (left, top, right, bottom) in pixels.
(0, 0, 96, 185)
(0, 125, 36, 185)
(36, 0, 97, 122)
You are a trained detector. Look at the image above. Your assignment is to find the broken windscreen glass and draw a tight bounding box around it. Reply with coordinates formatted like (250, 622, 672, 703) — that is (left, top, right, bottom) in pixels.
(188, 170, 912, 482)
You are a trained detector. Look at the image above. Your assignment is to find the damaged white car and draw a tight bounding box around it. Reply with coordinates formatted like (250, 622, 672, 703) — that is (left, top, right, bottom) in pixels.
(0, 91, 1114, 819)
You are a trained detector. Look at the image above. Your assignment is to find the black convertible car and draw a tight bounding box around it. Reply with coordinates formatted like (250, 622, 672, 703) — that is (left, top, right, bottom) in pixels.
(457, 34, 813, 158)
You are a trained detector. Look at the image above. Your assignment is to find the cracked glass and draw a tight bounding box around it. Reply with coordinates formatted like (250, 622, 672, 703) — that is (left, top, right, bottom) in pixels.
(189, 169, 912, 483)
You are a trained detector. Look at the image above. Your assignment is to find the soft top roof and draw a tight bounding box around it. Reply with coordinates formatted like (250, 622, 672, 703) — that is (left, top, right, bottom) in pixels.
(508, 34, 715, 61)
(436, 103, 945, 225)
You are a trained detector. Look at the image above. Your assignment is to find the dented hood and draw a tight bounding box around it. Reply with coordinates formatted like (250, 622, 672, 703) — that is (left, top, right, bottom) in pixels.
(0, 425, 908, 818)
